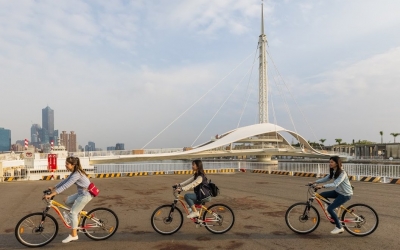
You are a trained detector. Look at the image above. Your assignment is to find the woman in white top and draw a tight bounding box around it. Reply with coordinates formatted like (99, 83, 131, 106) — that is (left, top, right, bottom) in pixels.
(44, 156, 93, 243)
(311, 156, 353, 235)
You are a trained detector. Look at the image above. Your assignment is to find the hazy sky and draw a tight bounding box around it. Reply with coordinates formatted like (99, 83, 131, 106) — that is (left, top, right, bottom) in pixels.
(1, 0, 400, 150)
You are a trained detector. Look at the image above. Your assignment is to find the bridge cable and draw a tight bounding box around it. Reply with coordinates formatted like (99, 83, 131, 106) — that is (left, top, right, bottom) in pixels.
(142, 51, 256, 149)
(266, 50, 302, 149)
(267, 49, 323, 151)
(237, 44, 259, 128)
(191, 52, 258, 147)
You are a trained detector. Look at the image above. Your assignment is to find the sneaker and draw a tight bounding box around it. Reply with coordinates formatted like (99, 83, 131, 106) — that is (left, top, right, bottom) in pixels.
(62, 234, 78, 243)
(187, 211, 200, 219)
(330, 227, 344, 234)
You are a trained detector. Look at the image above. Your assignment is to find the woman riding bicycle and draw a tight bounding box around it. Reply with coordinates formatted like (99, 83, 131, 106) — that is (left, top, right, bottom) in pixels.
(176, 160, 211, 218)
(311, 156, 353, 235)
(44, 156, 93, 243)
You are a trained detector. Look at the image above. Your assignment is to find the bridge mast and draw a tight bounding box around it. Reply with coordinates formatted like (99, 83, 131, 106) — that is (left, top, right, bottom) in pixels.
(258, 2, 268, 124)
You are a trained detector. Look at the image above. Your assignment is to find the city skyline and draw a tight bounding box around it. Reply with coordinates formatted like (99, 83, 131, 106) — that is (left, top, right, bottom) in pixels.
(1, 1, 400, 150)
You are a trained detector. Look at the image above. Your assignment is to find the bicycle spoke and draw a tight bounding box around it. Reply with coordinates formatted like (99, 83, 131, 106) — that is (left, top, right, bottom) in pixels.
(203, 204, 235, 234)
(82, 208, 119, 240)
(342, 204, 379, 236)
(15, 213, 58, 247)
(285, 203, 320, 234)
(151, 205, 183, 235)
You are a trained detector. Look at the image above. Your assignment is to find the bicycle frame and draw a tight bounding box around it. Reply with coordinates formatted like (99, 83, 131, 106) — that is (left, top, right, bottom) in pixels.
(172, 191, 220, 225)
(42, 198, 94, 230)
(307, 187, 360, 224)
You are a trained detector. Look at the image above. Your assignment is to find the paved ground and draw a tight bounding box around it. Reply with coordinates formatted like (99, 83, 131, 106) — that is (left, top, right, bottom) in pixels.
(0, 172, 399, 250)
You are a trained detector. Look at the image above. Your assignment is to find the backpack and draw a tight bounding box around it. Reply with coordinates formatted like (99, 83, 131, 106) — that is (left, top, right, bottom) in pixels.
(207, 179, 220, 197)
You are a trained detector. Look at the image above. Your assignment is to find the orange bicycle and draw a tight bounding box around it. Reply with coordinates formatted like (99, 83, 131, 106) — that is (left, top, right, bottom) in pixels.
(15, 189, 118, 247)
(151, 185, 234, 235)
(285, 184, 378, 236)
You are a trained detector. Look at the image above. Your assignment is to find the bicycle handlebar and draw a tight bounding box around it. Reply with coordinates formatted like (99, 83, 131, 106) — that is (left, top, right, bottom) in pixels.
(305, 183, 319, 192)
(42, 189, 55, 200)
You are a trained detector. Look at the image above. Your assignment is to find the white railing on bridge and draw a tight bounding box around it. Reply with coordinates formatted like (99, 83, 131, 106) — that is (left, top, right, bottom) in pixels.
(279, 162, 400, 178)
(94, 161, 400, 179)
(3, 161, 400, 182)
(94, 161, 246, 173)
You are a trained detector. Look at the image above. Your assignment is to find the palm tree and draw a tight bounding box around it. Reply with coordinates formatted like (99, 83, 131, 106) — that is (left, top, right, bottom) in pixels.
(335, 138, 342, 145)
(379, 131, 383, 144)
(390, 133, 399, 143)
(319, 139, 326, 145)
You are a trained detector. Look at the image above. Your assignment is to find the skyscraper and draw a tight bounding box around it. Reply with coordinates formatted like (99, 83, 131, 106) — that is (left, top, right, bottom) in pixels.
(0, 127, 11, 152)
(30, 124, 41, 146)
(60, 131, 78, 152)
(69, 131, 77, 152)
(115, 143, 125, 150)
(42, 106, 54, 143)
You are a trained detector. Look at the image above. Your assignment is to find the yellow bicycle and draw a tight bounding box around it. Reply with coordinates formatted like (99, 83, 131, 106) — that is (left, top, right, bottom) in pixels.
(15, 189, 118, 247)
(151, 185, 235, 235)
(285, 184, 379, 236)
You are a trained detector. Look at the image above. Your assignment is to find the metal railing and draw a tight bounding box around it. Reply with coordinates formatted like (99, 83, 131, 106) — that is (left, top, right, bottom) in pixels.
(278, 162, 400, 178)
(3, 161, 400, 182)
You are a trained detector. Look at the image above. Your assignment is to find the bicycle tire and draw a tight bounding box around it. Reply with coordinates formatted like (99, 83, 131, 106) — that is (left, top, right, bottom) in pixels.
(82, 208, 119, 240)
(341, 203, 379, 237)
(151, 205, 183, 235)
(285, 202, 320, 234)
(203, 204, 235, 234)
(15, 212, 58, 247)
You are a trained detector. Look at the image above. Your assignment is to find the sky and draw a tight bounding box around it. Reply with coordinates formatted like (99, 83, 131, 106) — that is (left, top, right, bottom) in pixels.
(1, 0, 400, 150)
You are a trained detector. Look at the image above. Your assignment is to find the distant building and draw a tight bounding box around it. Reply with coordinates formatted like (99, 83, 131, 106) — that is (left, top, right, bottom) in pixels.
(30, 124, 41, 146)
(60, 131, 78, 152)
(87, 141, 96, 151)
(11, 143, 24, 151)
(42, 106, 55, 143)
(0, 127, 11, 152)
(107, 146, 116, 151)
(115, 143, 125, 150)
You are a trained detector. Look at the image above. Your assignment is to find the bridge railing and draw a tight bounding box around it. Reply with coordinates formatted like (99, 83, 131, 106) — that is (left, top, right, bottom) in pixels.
(278, 162, 400, 178)
(92, 161, 400, 178)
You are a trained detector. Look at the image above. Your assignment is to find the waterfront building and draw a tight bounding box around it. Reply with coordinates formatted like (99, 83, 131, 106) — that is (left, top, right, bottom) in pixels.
(60, 131, 77, 153)
(0, 127, 11, 152)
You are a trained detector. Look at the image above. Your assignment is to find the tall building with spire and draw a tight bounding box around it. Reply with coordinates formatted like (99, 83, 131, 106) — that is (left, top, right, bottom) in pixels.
(42, 106, 55, 143)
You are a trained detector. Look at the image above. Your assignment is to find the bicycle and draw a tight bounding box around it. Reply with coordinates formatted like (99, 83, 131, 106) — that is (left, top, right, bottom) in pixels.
(151, 185, 235, 235)
(15, 190, 119, 247)
(285, 184, 379, 236)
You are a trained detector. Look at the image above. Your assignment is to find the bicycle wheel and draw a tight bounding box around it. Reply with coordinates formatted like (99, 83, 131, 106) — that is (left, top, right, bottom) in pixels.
(151, 205, 183, 235)
(82, 208, 119, 240)
(15, 212, 58, 247)
(285, 202, 320, 234)
(341, 203, 379, 236)
(203, 204, 235, 234)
